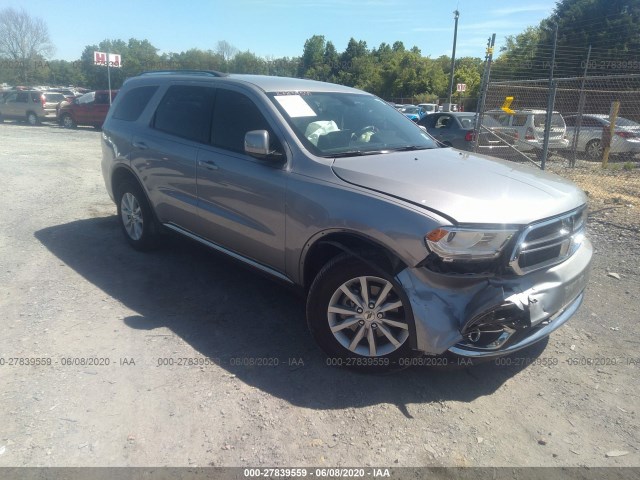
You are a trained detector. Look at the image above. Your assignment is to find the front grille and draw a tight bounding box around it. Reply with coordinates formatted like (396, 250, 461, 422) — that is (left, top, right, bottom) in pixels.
(509, 207, 586, 275)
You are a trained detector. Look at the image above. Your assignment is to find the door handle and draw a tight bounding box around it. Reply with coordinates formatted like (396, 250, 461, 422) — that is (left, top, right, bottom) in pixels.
(132, 141, 148, 150)
(198, 160, 218, 170)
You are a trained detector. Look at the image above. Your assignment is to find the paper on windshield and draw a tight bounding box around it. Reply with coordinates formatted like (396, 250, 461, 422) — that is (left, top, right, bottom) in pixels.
(274, 95, 316, 117)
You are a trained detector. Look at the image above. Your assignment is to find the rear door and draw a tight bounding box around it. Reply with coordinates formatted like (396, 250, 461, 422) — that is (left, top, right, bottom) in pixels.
(130, 84, 214, 234)
(195, 87, 287, 272)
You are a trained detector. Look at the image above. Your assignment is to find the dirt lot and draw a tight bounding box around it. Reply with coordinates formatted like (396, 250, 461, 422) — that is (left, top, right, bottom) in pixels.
(0, 122, 638, 468)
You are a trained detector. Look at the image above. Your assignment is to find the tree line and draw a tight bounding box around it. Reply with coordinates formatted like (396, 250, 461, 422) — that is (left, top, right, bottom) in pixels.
(2, 0, 639, 101)
(0, 23, 482, 103)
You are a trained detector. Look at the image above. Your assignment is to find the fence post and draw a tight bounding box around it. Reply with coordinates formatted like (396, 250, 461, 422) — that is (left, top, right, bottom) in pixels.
(473, 34, 496, 152)
(540, 80, 558, 170)
(602, 100, 620, 168)
(571, 45, 591, 167)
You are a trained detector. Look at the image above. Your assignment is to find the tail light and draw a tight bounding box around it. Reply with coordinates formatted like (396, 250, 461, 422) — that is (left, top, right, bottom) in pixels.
(514, 132, 519, 140)
(465, 131, 475, 141)
(615, 131, 636, 139)
(40, 94, 46, 107)
(525, 127, 535, 140)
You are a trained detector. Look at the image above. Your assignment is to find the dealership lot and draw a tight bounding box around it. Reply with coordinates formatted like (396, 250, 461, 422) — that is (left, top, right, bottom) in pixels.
(0, 123, 638, 467)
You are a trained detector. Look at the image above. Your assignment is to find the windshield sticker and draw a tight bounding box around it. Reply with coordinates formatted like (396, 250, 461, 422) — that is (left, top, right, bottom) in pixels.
(275, 95, 317, 118)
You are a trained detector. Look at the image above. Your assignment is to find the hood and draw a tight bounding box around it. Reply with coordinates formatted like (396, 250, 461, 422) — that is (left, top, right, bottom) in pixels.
(331, 148, 587, 225)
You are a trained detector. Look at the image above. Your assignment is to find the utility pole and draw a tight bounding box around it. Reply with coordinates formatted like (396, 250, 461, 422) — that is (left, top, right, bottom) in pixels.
(446, 9, 460, 112)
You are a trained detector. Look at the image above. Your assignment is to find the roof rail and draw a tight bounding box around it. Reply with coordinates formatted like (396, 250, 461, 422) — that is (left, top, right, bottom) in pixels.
(139, 70, 228, 77)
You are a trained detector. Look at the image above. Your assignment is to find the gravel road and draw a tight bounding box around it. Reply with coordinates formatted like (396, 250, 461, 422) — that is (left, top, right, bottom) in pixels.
(0, 122, 638, 468)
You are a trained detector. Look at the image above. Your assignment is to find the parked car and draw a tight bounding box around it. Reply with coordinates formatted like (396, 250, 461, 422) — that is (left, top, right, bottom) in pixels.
(0, 89, 58, 124)
(418, 112, 519, 153)
(57, 90, 118, 128)
(486, 109, 569, 159)
(399, 105, 423, 122)
(564, 114, 640, 160)
(418, 103, 438, 115)
(101, 71, 591, 369)
(49, 88, 79, 102)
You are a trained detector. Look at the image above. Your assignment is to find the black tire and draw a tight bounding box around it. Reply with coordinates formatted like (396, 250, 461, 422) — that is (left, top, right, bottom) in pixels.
(307, 253, 419, 371)
(61, 114, 76, 129)
(26, 112, 39, 126)
(115, 179, 159, 251)
(585, 139, 602, 160)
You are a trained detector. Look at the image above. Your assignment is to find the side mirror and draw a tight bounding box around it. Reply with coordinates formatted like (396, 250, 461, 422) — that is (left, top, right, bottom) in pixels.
(244, 130, 283, 160)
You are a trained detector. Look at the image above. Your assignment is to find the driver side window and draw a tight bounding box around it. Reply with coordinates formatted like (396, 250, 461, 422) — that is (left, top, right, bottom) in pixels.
(212, 89, 282, 154)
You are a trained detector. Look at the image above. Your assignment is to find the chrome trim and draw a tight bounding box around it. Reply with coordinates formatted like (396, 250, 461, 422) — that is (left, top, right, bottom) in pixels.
(448, 292, 584, 358)
(509, 207, 586, 275)
(163, 223, 294, 284)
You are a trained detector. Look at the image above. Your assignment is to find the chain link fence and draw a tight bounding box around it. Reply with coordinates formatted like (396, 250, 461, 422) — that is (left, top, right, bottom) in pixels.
(474, 58, 640, 230)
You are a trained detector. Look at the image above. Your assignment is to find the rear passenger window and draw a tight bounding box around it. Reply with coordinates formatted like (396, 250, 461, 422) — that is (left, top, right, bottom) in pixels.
(153, 85, 214, 143)
(212, 89, 281, 153)
(113, 86, 158, 121)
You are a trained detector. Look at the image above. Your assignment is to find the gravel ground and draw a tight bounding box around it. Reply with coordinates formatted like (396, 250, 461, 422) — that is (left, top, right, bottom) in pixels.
(0, 122, 638, 468)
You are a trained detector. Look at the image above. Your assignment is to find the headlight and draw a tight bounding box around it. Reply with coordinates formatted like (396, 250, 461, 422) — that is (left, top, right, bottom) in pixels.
(425, 227, 517, 261)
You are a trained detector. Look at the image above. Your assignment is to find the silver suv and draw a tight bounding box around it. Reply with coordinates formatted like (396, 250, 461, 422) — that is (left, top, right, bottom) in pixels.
(0, 90, 62, 125)
(101, 71, 592, 369)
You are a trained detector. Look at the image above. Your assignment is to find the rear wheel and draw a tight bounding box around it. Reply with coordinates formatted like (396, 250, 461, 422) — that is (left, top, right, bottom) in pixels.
(115, 179, 159, 251)
(26, 112, 39, 126)
(307, 254, 418, 371)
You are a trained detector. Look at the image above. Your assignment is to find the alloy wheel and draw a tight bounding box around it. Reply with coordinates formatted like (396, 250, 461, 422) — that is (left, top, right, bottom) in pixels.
(327, 275, 409, 357)
(120, 192, 144, 241)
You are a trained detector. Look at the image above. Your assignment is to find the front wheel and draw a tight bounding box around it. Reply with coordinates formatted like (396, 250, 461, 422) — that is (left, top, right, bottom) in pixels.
(585, 139, 602, 160)
(307, 254, 418, 371)
(61, 114, 76, 129)
(115, 180, 159, 251)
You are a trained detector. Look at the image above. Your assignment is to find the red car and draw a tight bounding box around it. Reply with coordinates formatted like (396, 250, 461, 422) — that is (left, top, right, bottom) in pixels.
(57, 90, 118, 129)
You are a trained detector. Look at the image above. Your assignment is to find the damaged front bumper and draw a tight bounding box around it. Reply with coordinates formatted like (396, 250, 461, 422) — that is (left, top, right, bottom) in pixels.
(395, 238, 593, 357)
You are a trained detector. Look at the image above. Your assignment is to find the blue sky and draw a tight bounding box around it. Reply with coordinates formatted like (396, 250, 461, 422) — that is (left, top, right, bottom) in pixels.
(1, 1, 557, 61)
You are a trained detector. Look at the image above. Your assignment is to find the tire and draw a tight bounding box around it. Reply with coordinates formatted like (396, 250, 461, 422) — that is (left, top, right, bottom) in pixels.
(61, 114, 76, 129)
(585, 139, 602, 160)
(306, 253, 418, 371)
(26, 112, 39, 126)
(115, 179, 159, 251)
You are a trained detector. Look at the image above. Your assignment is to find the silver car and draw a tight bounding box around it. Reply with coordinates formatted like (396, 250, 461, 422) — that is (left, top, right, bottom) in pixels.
(101, 71, 592, 369)
(564, 114, 640, 160)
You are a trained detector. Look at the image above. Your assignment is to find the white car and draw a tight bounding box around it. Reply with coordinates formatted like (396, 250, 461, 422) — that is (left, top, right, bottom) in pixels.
(486, 109, 570, 159)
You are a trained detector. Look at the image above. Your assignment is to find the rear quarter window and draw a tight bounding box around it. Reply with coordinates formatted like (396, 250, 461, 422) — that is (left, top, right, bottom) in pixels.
(112, 86, 158, 122)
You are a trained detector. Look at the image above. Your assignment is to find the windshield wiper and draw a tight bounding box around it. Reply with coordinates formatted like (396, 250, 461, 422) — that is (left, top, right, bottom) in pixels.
(328, 150, 389, 158)
(388, 145, 432, 152)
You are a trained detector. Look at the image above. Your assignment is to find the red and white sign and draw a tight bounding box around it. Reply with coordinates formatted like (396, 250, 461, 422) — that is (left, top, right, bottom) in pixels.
(94, 51, 122, 68)
(456, 83, 466, 92)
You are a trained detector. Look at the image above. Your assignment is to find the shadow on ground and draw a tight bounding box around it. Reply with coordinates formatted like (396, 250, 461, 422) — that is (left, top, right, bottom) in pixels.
(35, 216, 547, 411)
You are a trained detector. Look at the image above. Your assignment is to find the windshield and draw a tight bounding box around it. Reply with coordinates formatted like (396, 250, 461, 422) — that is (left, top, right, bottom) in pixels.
(400, 106, 421, 114)
(269, 92, 438, 157)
